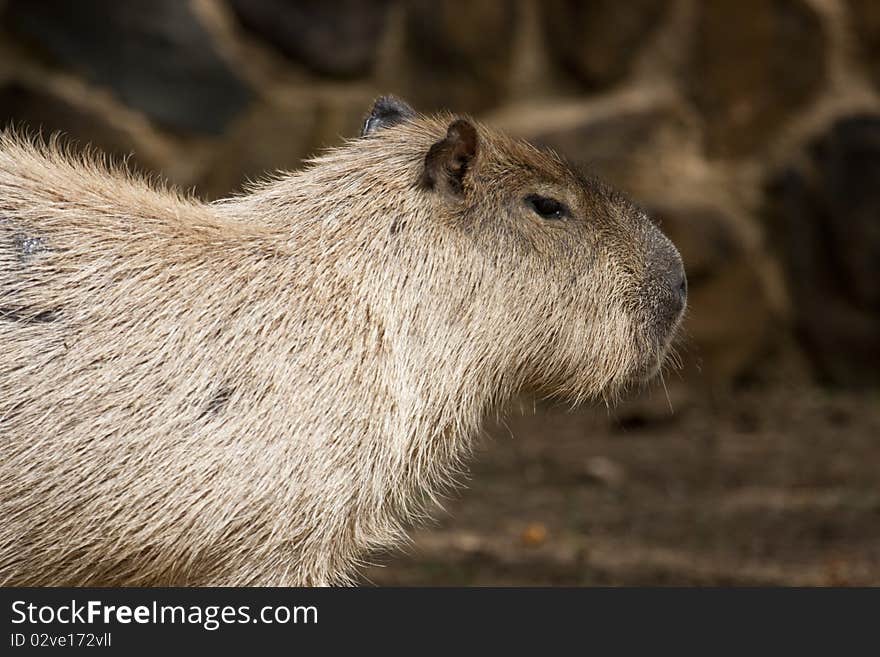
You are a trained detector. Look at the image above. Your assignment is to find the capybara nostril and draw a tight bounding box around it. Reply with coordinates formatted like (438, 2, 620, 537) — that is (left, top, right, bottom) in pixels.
(665, 261, 687, 324)
(667, 265, 687, 317)
(677, 272, 688, 308)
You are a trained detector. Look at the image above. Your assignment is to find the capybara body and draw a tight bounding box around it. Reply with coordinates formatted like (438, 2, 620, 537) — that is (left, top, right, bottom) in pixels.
(0, 98, 685, 585)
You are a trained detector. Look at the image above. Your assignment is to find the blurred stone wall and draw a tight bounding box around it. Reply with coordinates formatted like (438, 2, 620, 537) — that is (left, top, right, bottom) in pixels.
(0, 0, 877, 388)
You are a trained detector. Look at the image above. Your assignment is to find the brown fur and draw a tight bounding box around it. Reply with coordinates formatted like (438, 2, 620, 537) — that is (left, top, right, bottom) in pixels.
(0, 102, 684, 585)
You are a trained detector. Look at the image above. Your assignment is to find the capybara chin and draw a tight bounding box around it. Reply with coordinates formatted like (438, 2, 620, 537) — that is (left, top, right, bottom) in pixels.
(0, 96, 685, 586)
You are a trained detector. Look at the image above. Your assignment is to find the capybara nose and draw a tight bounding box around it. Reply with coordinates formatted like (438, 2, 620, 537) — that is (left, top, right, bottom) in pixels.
(646, 234, 687, 336)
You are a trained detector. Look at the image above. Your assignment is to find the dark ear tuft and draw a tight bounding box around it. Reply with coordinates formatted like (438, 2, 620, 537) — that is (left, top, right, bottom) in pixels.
(421, 119, 479, 197)
(362, 96, 416, 136)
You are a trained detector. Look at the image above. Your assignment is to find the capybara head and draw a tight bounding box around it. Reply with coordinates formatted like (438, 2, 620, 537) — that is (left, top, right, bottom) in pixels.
(358, 97, 686, 404)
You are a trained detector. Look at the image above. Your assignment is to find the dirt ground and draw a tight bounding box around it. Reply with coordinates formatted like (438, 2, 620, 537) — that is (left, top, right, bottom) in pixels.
(362, 386, 880, 586)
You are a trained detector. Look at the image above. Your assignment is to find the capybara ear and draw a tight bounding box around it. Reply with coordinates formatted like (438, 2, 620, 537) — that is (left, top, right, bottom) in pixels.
(421, 119, 479, 197)
(361, 96, 416, 136)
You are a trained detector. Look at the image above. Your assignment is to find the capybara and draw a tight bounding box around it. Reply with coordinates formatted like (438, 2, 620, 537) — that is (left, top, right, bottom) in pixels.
(0, 97, 686, 585)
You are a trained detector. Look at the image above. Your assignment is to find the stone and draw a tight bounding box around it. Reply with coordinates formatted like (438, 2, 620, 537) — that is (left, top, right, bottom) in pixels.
(765, 115, 880, 387)
(520, 523, 548, 547)
(0, 82, 153, 170)
(3, 0, 251, 134)
(526, 104, 694, 192)
(228, 0, 391, 78)
(847, 0, 880, 91)
(403, 0, 517, 113)
(683, 258, 776, 385)
(580, 457, 626, 488)
(541, 0, 668, 89)
(195, 99, 320, 199)
(687, 0, 826, 158)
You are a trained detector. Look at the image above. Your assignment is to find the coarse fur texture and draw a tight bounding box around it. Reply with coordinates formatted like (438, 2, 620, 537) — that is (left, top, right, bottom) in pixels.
(0, 99, 685, 585)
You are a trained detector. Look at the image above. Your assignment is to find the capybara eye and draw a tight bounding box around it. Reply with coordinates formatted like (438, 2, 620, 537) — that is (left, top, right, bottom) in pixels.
(524, 194, 566, 220)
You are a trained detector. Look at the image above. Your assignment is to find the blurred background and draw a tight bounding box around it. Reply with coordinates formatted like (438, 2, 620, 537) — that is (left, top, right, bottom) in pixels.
(0, 0, 877, 584)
